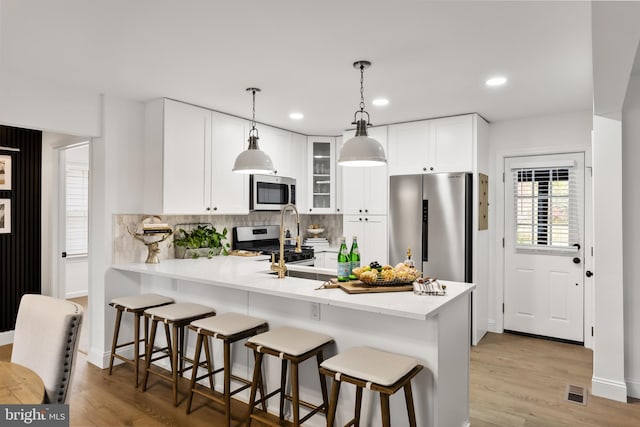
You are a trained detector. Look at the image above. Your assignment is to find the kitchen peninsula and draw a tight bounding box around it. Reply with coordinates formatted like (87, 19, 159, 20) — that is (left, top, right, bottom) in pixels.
(112, 256, 474, 427)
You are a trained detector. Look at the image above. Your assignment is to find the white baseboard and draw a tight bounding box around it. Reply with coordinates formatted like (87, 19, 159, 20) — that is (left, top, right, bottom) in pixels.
(626, 377, 640, 399)
(66, 290, 89, 299)
(592, 376, 628, 402)
(0, 330, 14, 346)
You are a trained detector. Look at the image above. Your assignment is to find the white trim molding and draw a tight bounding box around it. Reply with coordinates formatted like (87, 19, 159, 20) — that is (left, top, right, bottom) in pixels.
(592, 376, 628, 402)
(627, 377, 640, 399)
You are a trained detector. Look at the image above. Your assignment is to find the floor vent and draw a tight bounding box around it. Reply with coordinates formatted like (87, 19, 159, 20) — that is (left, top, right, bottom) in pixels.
(566, 384, 587, 405)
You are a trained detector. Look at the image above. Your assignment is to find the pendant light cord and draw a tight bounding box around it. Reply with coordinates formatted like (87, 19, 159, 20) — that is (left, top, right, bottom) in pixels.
(249, 89, 258, 138)
(359, 64, 366, 112)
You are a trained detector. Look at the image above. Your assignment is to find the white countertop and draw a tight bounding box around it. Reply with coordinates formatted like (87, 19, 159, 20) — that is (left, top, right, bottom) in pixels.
(111, 256, 475, 321)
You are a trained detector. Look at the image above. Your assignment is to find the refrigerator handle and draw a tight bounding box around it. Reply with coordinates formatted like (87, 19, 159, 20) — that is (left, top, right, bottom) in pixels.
(422, 199, 428, 262)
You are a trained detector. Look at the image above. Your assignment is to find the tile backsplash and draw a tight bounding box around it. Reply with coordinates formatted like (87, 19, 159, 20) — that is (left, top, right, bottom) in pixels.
(113, 212, 343, 264)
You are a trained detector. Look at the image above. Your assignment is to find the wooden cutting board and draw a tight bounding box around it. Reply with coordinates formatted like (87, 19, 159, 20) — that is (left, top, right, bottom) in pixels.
(228, 250, 262, 257)
(324, 278, 413, 294)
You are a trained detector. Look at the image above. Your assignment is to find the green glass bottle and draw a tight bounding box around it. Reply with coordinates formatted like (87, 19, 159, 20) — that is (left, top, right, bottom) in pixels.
(349, 236, 360, 280)
(337, 236, 350, 282)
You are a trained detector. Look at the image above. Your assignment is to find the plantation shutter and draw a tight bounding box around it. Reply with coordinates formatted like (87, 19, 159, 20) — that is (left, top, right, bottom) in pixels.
(65, 161, 89, 256)
(511, 160, 581, 253)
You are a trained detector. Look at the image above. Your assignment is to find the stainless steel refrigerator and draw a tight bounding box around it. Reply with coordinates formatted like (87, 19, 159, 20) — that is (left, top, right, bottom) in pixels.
(389, 173, 472, 282)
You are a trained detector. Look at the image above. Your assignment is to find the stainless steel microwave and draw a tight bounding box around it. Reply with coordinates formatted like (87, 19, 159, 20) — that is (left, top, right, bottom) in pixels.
(250, 174, 296, 211)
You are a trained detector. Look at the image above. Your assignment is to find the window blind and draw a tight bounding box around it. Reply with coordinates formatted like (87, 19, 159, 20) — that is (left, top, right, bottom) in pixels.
(511, 165, 580, 252)
(65, 161, 89, 256)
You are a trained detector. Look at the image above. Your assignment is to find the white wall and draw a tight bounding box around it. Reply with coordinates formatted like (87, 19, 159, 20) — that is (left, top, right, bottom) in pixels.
(622, 72, 640, 398)
(88, 95, 146, 368)
(487, 110, 592, 332)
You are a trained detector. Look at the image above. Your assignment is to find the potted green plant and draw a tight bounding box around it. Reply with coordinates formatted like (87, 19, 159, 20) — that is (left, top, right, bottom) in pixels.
(173, 225, 230, 259)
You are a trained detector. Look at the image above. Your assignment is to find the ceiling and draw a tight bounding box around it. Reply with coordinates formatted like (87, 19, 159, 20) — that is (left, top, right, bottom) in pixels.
(0, 0, 593, 136)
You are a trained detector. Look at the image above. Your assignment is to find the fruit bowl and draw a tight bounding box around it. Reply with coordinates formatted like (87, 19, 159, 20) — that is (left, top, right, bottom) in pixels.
(306, 228, 324, 235)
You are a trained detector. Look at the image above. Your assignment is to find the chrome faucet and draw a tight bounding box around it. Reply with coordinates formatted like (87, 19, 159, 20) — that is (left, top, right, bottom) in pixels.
(271, 203, 302, 279)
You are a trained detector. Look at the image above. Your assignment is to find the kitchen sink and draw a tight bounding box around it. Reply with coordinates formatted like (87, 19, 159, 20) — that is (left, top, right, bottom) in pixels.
(266, 269, 334, 281)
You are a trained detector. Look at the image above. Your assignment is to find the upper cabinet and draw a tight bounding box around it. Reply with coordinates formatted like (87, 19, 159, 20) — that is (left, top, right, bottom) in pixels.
(340, 126, 388, 216)
(387, 114, 474, 176)
(306, 136, 335, 213)
(144, 99, 248, 215)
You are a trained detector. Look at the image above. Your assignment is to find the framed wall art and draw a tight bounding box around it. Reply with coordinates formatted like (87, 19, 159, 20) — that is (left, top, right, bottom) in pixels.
(0, 199, 10, 233)
(0, 155, 11, 190)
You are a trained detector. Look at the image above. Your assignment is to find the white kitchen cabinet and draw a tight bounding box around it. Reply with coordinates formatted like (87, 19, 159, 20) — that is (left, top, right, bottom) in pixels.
(144, 99, 248, 214)
(314, 250, 338, 269)
(307, 136, 335, 213)
(340, 126, 388, 216)
(343, 215, 388, 266)
(387, 114, 474, 176)
(210, 111, 249, 214)
(258, 125, 292, 177)
(291, 133, 308, 212)
(335, 136, 343, 214)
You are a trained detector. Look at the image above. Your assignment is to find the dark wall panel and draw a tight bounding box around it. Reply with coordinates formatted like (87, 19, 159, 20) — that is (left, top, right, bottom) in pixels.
(0, 125, 42, 332)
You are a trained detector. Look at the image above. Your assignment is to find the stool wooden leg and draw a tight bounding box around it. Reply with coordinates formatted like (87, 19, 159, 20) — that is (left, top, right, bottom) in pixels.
(203, 336, 214, 390)
(142, 318, 158, 391)
(354, 386, 363, 426)
(258, 363, 267, 413)
(186, 332, 204, 415)
(326, 378, 341, 427)
(291, 361, 300, 426)
(404, 382, 417, 427)
(316, 352, 329, 413)
(108, 308, 123, 375)
(279, 359, 288, 421)
(171, 324, 180, 406)
(380, 393, 391, 427)
(223, 340, 231, 427)
(247, 351, 264, 427)
(133, 312, 141, 387)
(179, 325, 186, 378)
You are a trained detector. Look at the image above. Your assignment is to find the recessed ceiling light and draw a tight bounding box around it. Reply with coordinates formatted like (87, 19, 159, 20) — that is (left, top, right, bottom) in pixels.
(486, 76, 507, 87)
(289, 112, 304, 120)
(372, 98, 389, 106)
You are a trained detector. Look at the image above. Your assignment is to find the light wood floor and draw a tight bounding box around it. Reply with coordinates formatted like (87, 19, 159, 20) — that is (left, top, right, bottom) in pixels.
(2, 332, 640, 426)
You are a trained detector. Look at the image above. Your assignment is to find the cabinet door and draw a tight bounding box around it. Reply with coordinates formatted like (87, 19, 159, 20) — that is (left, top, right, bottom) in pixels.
(260, 125, 292, 177)
(364, 127, 388, 215)
(314, 252, 326, 268)
(428, 115, 473, 173)
(343, 215, 388, 266)
(387, 121, 429, 176)
(341, 128, 388, 216)
(365, 216, 389, 266)
(210, 112, 249, 214)
(325, 251, 338, 272)
(307, 137, 335, 213)
(291, 133, 307, 212)
(163, 99, 211, 214)
(335, 136, 343, 214)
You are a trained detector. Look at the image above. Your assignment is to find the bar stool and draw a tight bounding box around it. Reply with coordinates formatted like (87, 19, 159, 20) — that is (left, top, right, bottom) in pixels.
(186, 313, 269, 426)
(142, 302, 216, 406)
(319, 346, 424, 427)
(108, 293, 174, 387)
(245, 326, 334, 426)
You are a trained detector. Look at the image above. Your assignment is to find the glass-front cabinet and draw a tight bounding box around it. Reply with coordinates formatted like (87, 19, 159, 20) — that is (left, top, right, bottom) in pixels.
(306, 136, 335, 213)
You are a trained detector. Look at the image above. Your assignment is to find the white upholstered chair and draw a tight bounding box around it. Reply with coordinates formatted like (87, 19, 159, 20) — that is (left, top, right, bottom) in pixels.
(11, 294, 84, 404)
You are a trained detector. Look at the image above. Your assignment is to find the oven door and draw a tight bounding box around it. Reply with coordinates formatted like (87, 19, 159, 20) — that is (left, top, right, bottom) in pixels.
(250, 175, 295, 211)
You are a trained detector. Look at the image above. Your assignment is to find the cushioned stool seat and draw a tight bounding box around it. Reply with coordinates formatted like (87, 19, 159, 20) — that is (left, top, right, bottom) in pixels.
(186, 313, 269, 426)
(142, 302, 216, 406)
(108, 293, 174, 387)
(245, 326, 334, 426)
(320, 346, 423, 427)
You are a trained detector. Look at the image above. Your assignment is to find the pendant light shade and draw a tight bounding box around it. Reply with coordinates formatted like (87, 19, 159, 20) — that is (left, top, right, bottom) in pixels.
(338, 60, 387, 167)
(232, 88, 275, 174)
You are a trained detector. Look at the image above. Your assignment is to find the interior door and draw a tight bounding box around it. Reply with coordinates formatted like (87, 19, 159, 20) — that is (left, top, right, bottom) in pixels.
(504, 153, 585, 342)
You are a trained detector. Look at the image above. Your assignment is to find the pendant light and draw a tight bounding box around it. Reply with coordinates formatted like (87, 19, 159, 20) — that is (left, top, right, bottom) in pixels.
(338, 60, 387, 166)
(232, 87, 275, 174)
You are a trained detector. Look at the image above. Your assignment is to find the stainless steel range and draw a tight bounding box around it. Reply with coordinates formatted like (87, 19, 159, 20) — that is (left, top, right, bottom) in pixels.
(232, 225, 315, 265)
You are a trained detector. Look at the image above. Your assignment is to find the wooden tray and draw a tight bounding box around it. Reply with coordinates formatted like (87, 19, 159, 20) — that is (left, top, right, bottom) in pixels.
(228, 250, 262, 257)
(323, 278, 413, 294)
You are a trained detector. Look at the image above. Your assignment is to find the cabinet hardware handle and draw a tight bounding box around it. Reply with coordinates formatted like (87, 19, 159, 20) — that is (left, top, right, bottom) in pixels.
(423, 167, 427, 171)
(586, 270, 593, 277)
(359, 209, 362, 213)
(359, 218, 362, 221)
(206, 207, 211, 211)
(213, 207, 218, 211)
(337, 208, 340, 212)
(309, 209, 312, 212)
(430, 167, 434, 171)
(365, 209, 368, 213)
(365, 218, 369, 221)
